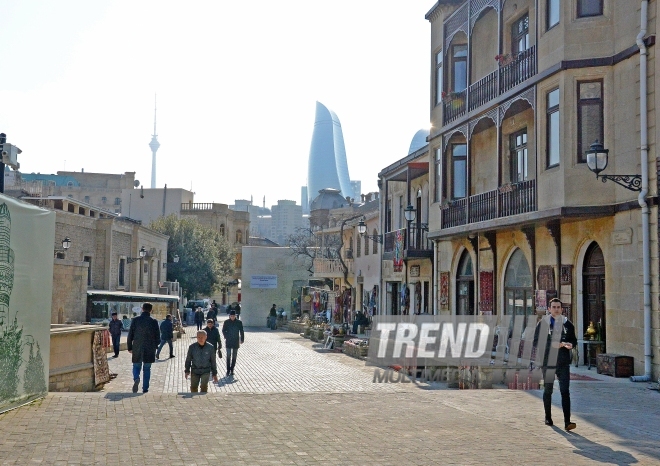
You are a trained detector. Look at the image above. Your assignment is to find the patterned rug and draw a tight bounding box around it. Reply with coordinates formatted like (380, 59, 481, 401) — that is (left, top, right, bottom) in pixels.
(570, 373, 600, 381)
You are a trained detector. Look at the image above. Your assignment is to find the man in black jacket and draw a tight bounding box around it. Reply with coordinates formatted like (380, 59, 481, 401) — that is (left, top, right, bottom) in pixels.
(127, 303, 160, 393)
(222, 310, 244, 377)
(194, 306, 205, 331)
(533, 298, 578, 431)
(156, 314, 175, 359)
(203, 319, 222, 354)
(185, 330, 218, 392)
(108, 312, 123, 358)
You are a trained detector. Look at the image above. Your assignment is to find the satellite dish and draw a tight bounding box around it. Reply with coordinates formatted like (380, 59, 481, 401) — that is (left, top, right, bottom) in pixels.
(134, 180, 140, 187)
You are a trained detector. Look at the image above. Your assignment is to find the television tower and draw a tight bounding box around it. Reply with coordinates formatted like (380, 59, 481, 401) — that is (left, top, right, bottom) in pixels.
(149, 95, 160, 189)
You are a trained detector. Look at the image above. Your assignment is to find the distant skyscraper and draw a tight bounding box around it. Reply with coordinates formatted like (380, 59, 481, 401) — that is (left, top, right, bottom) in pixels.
(301, 186, 309, 214)
(350, 180, 361, 202)
(307, 102, 352, 204)
(149, 95, 160, 189)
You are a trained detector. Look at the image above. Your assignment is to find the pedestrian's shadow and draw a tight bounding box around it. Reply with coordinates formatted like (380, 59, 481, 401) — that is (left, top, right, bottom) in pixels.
(216, 376, 237, 387)
(103, 393, 143, 402)
(177, 392, 208, 399)
(557, 429, 638, 465)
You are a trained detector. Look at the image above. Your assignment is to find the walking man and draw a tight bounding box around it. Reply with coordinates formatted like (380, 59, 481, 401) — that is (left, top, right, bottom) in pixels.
(204, 319, 222, 355)
(108, 312, 123, 358)
(185, 330, 218, 392)
(268, 304, 277, 330)
(156, 314, 175, 359)
(533, 297, 578, 431)
(222, 310, 244, 377)
(127, 302, 160, 393)
(194, 306, 205, 331)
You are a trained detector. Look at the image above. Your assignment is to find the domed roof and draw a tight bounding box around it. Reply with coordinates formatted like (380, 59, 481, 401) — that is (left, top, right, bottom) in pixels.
(408, 129, 430, 154)
(310, 188, 347, 211)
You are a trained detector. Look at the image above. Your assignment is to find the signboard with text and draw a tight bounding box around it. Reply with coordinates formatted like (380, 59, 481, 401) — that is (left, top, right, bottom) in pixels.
(250, 275, 278, 289)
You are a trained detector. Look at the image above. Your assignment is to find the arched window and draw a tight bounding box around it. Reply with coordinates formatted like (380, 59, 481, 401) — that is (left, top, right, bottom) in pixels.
(456, 250, 474, 315)
(219, 224, 225, 237)
(236, 230, 243, 244)
(356, 234, 361, 257)
(504, 249, 533, 327)
(373, 229, 378, 254)
(364, 235, 369, 256)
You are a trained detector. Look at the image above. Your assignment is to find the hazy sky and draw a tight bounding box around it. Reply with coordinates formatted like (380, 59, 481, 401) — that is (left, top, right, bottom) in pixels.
(1, 1, 432, 208)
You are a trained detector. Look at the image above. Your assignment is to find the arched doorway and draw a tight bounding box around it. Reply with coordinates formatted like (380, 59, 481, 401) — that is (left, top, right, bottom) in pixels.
(583, 242, 605, 366)
(456, 250, 474, 315)
(504, 249, 533, 327)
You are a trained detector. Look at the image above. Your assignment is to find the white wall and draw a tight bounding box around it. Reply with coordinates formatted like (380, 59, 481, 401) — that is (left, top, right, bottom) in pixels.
(240, 246, 312, 327)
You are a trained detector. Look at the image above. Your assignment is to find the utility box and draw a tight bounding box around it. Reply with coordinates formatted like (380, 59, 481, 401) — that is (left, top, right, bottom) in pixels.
(1, 143, 21, 169)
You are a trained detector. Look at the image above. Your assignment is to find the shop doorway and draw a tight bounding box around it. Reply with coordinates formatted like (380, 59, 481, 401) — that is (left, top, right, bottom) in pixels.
(503, 249, 533, 328)
(582, 242, 606, 366)
(386, 282, 400, 315)
(456, 251, 475, 315)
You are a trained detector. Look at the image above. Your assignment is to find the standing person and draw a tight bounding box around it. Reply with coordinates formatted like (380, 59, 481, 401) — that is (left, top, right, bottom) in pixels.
(194, 306, 205, 331)
(207, 305, 217, 323)
(268, 304, 277, 330)
(127, 302, 160, 393)
(235, 303, 241, 320)
(533, 298, 578, 431)
(203, 319, 222, 355)
(222, 310, 244, 377)
(156, 314, 175, 359)
(184, 331, 218, 393)
(108, 312, 123, 358)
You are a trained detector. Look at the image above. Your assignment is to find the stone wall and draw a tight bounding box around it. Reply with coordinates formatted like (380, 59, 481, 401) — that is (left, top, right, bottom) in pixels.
(49, 325, 103, 392)
(52, 259, 89, 323)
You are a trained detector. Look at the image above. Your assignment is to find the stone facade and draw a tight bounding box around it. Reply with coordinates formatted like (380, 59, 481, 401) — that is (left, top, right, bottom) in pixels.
(419, 0, 658, 378)
(49, 325, 102, 392)
(24, 196, 170, 323)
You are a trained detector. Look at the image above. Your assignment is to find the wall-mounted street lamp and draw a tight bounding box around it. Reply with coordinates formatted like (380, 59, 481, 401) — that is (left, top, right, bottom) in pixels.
(61, 237, 72, 250)
(163, 254, 179, 268)
(404, 204, 416, 222)
(586, 140, 642, 191)
(127, 246, 147, 264)
(357, 218, 383, 243)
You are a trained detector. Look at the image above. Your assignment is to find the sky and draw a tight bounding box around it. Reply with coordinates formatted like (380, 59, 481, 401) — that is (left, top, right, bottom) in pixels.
(1, 1, 433, 208)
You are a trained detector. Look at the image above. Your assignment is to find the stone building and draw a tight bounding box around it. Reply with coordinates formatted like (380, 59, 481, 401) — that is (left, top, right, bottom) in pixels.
(180, 202, 250, 303)
(422, 0, 658, 378)
(378, 140, 433, 316)
(17, 171, 136, 214)
(22, 196, 175, 324)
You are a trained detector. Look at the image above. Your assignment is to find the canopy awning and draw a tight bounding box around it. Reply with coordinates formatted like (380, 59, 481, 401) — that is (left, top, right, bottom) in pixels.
(87, 290, 179, 302)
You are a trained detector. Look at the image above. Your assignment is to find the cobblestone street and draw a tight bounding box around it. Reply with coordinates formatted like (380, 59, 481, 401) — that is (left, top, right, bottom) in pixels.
(1, 321, 660, 465)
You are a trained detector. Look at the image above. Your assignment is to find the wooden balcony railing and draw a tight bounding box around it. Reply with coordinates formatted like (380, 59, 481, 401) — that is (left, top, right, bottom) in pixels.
(313, 258, 354, 275)
(440, 179, 536, 229)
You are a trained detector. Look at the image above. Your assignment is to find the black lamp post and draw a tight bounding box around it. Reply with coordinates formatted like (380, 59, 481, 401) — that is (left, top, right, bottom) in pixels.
(357, 218, 383, 243)
(127, 246, 147, 264)
(586, 140, 642, 191)
(403, 205, 417, 315)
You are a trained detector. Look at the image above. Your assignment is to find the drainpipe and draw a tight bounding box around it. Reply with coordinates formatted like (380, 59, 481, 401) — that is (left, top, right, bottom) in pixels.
(631, 0, 652, 383)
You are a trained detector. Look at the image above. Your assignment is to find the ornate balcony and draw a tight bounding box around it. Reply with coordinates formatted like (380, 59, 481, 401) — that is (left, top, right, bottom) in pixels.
(444, 46, 537, 125)
(382, 227, 433, 258)
(440, 179, 536, 229)
(313, 258, 354, 277)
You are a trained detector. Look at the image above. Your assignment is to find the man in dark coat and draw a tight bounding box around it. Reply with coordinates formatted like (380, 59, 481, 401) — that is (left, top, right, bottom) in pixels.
(108, 312, 123, 358)
(203, 319, 222, 354)
(194, 306, 205, 331)
(268, 304, 277, 330)
(156, 314, 175, 359)
(127, 302, 160, 393)
(185, 330, 218, 392)
(533, 298, 578, 431)
(222, 310, 244, 377)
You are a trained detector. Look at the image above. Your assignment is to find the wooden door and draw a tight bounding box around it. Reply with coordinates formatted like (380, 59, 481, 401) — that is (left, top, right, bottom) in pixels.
(583, 243, 606, 365)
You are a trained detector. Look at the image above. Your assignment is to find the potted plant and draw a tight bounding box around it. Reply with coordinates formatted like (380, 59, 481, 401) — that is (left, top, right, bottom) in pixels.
(495, 53, 514, 66)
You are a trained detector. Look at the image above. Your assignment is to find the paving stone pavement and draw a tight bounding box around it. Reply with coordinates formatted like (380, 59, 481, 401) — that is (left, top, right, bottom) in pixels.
(1, 320, 660, 465)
